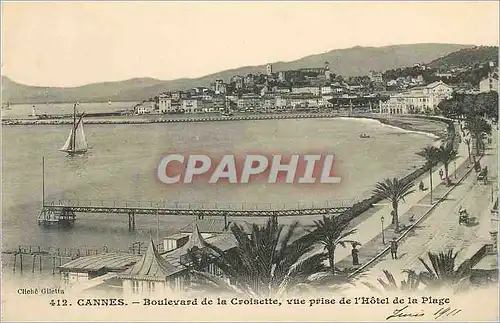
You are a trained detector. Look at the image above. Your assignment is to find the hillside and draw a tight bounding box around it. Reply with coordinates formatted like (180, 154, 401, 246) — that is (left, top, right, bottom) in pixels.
(2, 43, 473, 104)
(428, 46, 498, 70)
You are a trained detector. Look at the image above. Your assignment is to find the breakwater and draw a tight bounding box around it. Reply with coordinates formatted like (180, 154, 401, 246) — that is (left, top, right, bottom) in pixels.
(2, 112, 362, 126)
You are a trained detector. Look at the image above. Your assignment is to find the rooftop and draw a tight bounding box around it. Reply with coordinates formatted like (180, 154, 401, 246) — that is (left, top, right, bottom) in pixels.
(118, 240, 184, 281)
(58, 253, 141, 273)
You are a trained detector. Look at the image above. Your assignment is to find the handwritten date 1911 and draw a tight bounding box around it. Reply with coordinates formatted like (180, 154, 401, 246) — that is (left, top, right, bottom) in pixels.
(433, 307, 462, 319)
(386, 305, 462, 320)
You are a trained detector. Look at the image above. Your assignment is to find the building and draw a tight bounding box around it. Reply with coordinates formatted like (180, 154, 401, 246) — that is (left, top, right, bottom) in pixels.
(291, 86, 320, 96)
(369, 70, 383, 84)
(214, 79, 226, 94)
(266, 63, 273, 75)
(245, 74, 255, 87)
(181, 99, 204, 113)
(278, 71, 286, 82)
(237, 94, 262, 111)
(412, 81, 453, 104)
(324, 61, 331, 81)
(118, 240, 187, 296)
(159, 94, 176, 113)
(479, 73, 499, 93)
(58, 253, 141, 287)
(380, 93, 435, 114)
(230, 75, 244, 89)
(135, 102, 155, 115)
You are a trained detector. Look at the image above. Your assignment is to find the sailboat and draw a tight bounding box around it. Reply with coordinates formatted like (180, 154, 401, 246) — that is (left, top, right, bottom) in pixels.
(59, 103, 88, 154)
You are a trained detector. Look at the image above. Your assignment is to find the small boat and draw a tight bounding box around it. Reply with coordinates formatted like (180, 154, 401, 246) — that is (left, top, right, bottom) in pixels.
(59, 103, 88, 155)
(2, 102, 11, 110)
(359, 133, 370, 139)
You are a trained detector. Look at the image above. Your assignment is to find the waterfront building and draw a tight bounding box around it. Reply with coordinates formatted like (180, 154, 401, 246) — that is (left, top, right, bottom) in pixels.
(135, 102, 155, 115)
(408, 81, 454, 104)
(479, 73, 499, 93)
(291, 86, 320, 96)
(237, 94, 262, 111)
(58, 253, 141, 287)
(380, 93, 435, 114)
(181, 99, 204, 113)
(118, 240, 186, 296)
(159, 94, 175, 113)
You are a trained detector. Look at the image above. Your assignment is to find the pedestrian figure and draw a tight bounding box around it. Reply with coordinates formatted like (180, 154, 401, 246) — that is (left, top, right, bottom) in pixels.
(390, 238, 398, 259)
(439, 169, 444, 180)
(351, 245, 359, 266)
(419, 181, 424, 191)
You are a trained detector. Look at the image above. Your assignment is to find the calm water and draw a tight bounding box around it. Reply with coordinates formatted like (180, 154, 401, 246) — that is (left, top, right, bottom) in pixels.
(1, 118, 437, 253)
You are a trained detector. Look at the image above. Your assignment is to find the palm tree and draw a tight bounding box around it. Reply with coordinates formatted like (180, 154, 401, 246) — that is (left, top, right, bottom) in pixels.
(437, 143, 458, 186)
(362, 269, 421, 294)
(464, 116, 492, 156)
(188, 216, 329, 297)
(416, 145, 440, 204)
(417, 249, 472, 293)
(373, 178, 415, 232)
(309, 215, 358, 275)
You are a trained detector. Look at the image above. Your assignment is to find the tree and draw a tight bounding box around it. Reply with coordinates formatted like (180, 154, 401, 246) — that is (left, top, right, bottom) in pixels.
(464, 116, 492, 155)
(437, 143, 458, 186)
(416, 146, 440, 204)
(362, 269, 421, 294)
(189, 216, 329, 297)
(373, 178, 415, 232)
(309, 215, 358, 275)
(417, 249, 473, 293)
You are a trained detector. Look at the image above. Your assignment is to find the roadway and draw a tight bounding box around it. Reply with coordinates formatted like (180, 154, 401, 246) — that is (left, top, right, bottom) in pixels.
(361, 127, 498, 281)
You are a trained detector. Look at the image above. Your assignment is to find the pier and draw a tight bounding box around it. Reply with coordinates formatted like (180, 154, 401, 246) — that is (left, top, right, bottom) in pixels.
(38, 199, 354, 231)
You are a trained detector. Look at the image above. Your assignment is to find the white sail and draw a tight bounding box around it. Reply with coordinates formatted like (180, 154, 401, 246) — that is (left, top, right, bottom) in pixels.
(59, 115, 88, 153)
(74, 119, 88, 152)
(59, 129, 74, 152)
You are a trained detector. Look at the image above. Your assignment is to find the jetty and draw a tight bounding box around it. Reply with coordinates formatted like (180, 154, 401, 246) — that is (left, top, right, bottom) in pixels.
(38, 199, 354, 231)
(3, 111, 365, 126)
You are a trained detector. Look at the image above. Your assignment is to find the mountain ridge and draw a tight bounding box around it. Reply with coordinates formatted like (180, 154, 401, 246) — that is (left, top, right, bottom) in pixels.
(2, 43, 476, 104)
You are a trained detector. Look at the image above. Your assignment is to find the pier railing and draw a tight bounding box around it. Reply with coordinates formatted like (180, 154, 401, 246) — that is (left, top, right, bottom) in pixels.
(45, 198, 359, 211)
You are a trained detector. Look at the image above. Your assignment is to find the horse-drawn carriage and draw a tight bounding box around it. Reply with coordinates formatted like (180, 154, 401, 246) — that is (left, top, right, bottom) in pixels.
(476, 166, 488, 184)
(459, 209, 471, 225)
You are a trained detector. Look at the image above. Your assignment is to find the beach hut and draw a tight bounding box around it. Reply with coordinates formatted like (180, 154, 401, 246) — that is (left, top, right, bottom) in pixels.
(117, 240, 186, 296)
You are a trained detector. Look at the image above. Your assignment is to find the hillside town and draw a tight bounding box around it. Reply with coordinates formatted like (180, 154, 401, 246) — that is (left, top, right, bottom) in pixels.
(135, 56, 499, 116)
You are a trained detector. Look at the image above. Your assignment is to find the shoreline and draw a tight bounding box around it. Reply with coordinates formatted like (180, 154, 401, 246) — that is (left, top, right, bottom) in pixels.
(2, 112, 448, 139)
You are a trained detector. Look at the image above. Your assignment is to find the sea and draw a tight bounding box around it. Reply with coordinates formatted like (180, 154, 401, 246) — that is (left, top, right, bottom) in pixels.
(1, 102, 439, 283)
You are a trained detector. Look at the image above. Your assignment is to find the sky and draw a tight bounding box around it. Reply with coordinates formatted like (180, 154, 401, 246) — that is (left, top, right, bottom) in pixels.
(2, 1, 499, 87)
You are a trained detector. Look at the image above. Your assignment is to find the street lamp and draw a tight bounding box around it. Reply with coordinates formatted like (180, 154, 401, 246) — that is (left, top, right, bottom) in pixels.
(381, 215, 385, 244)
(454, 160, 457, 179)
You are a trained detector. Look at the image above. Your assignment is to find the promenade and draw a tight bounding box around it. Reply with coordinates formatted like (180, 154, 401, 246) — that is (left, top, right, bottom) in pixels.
(330, 121, 472, 267)
(359, 128, 497, 281)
